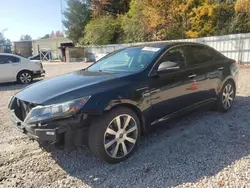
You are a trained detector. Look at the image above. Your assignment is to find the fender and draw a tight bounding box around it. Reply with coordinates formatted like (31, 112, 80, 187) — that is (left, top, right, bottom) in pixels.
(103, 99, 148, 135)
(218, 75, 237, 94)
(104, 99, 143, 111)
(16, 69, 33, 78)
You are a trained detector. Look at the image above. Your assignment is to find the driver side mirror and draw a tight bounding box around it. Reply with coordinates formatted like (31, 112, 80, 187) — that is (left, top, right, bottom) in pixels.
(157, 61, 180, 73)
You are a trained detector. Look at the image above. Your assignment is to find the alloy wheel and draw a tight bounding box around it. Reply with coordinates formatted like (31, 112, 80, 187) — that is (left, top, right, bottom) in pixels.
(20, 73, 32, 84)
(104, 114, 138, 159)
(222, 83, 234, 109)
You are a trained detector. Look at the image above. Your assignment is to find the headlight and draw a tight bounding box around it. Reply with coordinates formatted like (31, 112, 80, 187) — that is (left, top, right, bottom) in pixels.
(24, 96, 91, 124)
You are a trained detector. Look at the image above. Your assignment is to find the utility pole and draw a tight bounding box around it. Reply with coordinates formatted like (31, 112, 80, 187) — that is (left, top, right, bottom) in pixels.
(60, 0, 64, 33)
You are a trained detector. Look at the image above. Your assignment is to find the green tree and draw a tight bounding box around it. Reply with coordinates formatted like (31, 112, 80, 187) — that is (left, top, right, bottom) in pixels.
(63, 0, 91, 43)
(214, 4, 235, 35)
(173, 0, 204, 38)
(20, 34, 32, 40)
(0, 32, 4, 44)
(108, 0, 131, 14)
(41, 34, 50, 39)
(230, 0, 250, 33)
(91, 0, 107, 17)
(120, 0, 149, 43)
(182, 0, 242, 38)
(185, 1, 235, 38)
(62, 0, 249, 44)
(82, 15, 120, 45)
(132, 0, 200, 40)
(142, 0, 178, 40)
(0, 32, 11, 53)
(91, 0, 130, 17)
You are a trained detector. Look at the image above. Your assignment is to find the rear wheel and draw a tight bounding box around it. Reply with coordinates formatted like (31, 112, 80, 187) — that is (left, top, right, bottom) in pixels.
(17, 71, 33, 84)
(217, 81, 236, 112)
(88, 107, 140, 164)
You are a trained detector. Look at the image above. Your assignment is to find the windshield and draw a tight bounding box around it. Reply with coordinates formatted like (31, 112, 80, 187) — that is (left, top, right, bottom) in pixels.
(87, 46, 163, 73)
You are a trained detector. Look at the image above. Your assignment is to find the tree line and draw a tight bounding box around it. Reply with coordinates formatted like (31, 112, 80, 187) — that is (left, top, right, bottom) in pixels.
(63, 0, 249, 45)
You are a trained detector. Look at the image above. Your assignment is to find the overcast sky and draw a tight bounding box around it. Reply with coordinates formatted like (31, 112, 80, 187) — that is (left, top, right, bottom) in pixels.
(0, 0, 65, 41)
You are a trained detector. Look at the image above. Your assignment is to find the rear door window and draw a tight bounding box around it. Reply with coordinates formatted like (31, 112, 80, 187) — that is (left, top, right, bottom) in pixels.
(0, 55, 10, 64)
(0, 55, 20, 64)
(185, 45, 222, 66)
(9, 56, 20, 63)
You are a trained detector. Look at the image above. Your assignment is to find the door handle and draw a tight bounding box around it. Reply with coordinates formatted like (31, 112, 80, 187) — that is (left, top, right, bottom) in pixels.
(150, 89, 160, 94)
(218, 67, 224, 71)
(188, 74, 196, 78)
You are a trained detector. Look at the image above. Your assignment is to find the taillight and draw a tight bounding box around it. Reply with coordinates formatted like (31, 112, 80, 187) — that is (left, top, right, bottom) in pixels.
(234, 61, 239, 67)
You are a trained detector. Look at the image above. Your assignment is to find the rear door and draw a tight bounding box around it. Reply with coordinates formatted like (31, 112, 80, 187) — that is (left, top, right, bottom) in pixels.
(0, 55, 21, 83)
(184, 45, 225, 100)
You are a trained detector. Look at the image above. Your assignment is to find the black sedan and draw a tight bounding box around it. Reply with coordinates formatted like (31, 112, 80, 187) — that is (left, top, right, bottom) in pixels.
(9, 42, 239, 163)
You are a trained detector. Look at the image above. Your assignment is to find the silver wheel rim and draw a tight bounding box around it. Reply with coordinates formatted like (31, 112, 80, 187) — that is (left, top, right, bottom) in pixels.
(222, 84, 234, 109)
(104, 114, 138, 159)
(20, 73, 31, 83)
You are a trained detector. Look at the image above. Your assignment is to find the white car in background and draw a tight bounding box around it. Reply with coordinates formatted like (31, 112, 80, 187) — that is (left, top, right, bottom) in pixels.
(0, 53, 45, 84)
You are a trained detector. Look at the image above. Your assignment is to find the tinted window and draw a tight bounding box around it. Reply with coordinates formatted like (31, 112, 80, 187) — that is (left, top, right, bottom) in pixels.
(0, 55, 20, 64)
(0, 55, 10, 64)
(158, 47, 186, 67)
(207, 47, 225, 60)
(9, 56, 20, 63)
(186, 46, 216, 66)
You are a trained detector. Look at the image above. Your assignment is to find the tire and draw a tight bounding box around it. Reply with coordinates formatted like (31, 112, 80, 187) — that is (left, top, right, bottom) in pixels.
(216, 80, 236, 112)
(17, 71, 33, 84)
(88, 107, 141, 164)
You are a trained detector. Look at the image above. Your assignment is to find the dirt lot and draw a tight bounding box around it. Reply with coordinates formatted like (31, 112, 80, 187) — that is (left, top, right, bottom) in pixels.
(0, 63, 250, 188)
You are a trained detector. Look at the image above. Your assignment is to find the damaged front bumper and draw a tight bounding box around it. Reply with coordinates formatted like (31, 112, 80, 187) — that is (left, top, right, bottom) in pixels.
(10, 110, 89, 146)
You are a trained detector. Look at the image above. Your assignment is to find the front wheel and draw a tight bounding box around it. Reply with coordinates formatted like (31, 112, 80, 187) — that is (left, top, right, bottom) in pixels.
(88, 107, 140, 164)
(217, 81, 236, 112)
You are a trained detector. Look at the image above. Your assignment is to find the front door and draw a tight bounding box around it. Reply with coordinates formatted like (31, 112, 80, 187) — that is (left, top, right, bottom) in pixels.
(148, 46, 202, 125)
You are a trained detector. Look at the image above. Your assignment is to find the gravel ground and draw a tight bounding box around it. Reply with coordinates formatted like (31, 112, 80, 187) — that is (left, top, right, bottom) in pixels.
(0, 63, 250, 188)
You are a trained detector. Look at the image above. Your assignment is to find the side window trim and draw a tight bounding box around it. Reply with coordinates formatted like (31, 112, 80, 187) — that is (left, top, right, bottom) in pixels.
(149, 45, 187, 76)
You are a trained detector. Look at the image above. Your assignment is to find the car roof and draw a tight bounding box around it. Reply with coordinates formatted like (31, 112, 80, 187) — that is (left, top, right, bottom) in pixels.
(133, 41, 205, 48)
(0, 53, 17, 56)
(0, 53, 25, 59)
(0, 53, 14, 56)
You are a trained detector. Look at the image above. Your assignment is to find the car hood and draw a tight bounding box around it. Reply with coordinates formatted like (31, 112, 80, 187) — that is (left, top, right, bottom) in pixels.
(15, 70, 132, 105)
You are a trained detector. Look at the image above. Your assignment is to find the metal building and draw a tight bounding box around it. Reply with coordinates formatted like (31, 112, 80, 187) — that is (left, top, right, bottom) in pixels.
(32, 37, 73, 60)
(13, 40, 32, 57)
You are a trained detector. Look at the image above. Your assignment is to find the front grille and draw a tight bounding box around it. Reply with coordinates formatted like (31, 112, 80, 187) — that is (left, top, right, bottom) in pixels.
(11, 98, 36, 121)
